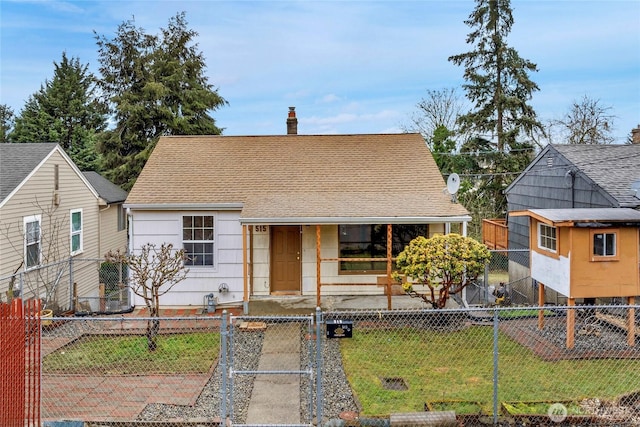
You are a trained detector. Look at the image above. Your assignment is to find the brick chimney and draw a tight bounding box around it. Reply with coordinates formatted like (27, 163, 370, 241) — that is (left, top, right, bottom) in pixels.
(632, 125, 640, 144)
(286, 106, 298, 135)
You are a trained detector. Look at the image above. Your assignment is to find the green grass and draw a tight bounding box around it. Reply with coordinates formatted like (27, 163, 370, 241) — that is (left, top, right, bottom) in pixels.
(502, 400, 587, 415)
(488, 271, 509, 284)
(44, 332, 220, 375)
(340, 327, 640, 416)
(427, 400, 484, 414)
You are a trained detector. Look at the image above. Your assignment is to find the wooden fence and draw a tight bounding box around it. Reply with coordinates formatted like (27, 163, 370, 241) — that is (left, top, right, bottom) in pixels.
(0, 299, 41, 427)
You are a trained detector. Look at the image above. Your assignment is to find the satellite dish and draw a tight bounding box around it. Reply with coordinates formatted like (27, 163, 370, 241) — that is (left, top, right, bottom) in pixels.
(447, 173, 460, 202)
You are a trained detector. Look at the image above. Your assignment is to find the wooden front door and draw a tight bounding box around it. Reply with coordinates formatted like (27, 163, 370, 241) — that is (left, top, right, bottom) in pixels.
(270, 225, 301, 294)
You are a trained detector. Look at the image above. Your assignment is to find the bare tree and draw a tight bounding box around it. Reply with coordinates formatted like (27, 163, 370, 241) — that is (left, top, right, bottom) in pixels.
(105, 243, 188, 351)
(1, 197, 69, 310)
(403, 88, 465, 145)
(551, 95, 616, 145)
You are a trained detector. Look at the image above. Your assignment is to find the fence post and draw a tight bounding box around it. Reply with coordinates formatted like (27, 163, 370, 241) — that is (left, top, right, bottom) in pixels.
(220, 310, 228, 423)
(69, 257, 74, 310)
(492, 309, 499, 425)
(315, 307, 323, 425)
(484, 264, 489, 304)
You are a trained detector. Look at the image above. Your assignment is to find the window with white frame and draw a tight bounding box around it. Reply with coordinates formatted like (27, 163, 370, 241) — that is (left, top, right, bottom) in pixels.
(70, 209, 83, 255)
(183, 215, 214, 266)
(592, 231, 617, 258)
(538, 223, 557, 252)
(24, 215, 41, 269)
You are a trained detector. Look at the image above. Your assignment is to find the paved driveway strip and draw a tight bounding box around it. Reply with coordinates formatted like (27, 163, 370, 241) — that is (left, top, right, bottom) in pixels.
(43, 373, 211, 422)
(41, 308, 226, 422)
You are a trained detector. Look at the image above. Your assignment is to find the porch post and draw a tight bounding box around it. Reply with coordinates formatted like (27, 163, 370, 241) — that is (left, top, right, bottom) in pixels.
(387, 224, 392, 310)
(537, 282, 545, 330)
(249, 225, 254, 298)
(462, 221, 468, 237)
(566, 298, 575, 349)
(316, 225, 322, 308)
(242, 225, 249, 314)
(628, 296, 635, 347)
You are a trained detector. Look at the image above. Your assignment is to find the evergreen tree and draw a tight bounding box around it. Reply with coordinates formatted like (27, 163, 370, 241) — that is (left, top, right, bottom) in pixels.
(448, 0, 539, 219)
(10, 52, 107, 170)
(430, 125, 458, 174)
(448, 0, 543, 152)
(0, 104, 15, 142)
(95, 12, 227, 190)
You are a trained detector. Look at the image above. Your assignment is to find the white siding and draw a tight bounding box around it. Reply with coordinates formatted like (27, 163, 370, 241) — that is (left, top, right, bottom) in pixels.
(129, 210, 244, 307)
(531, 250, 571, 296)
(128, 211, 461, 305)
(251, 227, 270, 294)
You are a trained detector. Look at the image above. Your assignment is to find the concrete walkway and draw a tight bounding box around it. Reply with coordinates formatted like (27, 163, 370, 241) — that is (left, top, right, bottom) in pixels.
(245, 322, 302, 424)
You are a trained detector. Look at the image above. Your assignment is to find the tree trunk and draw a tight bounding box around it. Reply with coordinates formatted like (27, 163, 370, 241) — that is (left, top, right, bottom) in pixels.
(147, 306, 160, 352)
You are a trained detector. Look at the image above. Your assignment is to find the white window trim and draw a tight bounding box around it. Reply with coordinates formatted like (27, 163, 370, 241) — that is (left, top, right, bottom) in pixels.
(70, 208, 83, 256)
(182, 214, 216, 268)
(591, 230, 618, 260)
(24, 214, 41, 270)
(538, 223, 557, 253)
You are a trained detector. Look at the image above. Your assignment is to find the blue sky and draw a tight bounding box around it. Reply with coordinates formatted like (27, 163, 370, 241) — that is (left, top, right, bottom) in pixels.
(1, 1, 638, 143)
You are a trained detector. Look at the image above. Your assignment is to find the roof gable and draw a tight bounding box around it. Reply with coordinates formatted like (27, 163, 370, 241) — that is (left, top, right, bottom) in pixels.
(552, 144, 640, 207)
(506, 144, 640, 208)
(0, 143, 100, 208)
(126, 134, 470, 222)
(0, 143, 58, 202)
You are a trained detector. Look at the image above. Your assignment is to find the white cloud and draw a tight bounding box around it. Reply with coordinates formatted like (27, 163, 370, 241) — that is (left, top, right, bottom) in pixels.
(318, 94, 341, 104)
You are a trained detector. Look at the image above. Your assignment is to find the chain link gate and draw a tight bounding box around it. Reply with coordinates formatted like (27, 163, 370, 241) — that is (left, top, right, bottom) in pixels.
(221, 311, 320, 426)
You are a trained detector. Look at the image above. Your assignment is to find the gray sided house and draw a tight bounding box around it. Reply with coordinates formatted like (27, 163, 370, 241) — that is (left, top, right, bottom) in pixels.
(0, 143, 128, 312)
(503, 143, 640, 300)
(125, 116, 471, 311)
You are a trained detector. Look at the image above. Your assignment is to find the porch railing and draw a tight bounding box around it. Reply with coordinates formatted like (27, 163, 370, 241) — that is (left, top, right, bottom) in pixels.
(482, 218, 508, 250)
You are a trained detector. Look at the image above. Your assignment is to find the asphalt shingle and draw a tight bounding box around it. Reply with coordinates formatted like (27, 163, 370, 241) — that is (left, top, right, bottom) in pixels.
(126, 134, 469, 221)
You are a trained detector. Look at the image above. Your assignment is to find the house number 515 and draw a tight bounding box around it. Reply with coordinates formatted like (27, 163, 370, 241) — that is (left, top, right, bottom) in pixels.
(255, 225, 267, 232)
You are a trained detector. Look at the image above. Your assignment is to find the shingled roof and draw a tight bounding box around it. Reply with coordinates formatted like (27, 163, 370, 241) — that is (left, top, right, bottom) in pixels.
(82, 171, 128, 204)
(552, 144, 640, 208)
(125, 133, 470, 224)
(0, 143, 59, 203)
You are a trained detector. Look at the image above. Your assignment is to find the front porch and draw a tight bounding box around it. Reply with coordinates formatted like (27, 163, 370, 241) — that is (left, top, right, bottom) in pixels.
(239, 221, 469, 313)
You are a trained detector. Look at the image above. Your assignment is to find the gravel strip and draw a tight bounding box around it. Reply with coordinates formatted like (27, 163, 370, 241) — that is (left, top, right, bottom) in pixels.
(300, 326, 359, 424)
(136, 326, 263, 423)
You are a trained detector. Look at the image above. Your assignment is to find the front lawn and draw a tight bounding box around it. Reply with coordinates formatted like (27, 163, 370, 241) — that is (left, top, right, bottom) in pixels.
(44, 332, 220, 375)
(340, 326, 640, 416)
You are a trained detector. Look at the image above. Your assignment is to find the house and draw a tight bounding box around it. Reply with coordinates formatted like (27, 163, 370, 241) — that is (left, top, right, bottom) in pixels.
(0, 143, 128, 312)
(510, 207, 640, 348)
(491, 142, 640, 302)
(124, 108, 471, 311)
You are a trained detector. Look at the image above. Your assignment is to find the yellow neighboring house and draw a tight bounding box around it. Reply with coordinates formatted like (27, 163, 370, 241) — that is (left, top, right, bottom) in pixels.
(0, 143, 127, 312)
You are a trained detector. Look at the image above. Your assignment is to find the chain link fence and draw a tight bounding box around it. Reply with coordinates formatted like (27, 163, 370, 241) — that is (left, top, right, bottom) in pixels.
(0, 258, 130, 315)
(34, 303, 640, 427)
